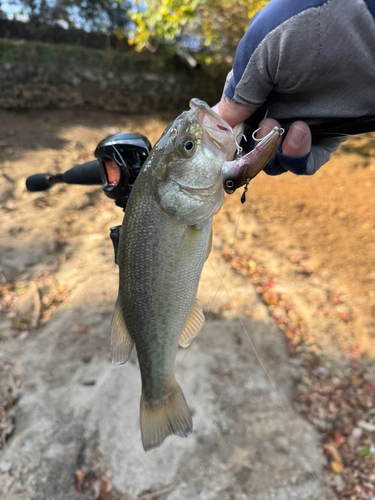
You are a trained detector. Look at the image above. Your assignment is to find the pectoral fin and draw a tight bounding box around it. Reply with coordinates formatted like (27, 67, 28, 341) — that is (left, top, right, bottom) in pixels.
(110, 297, 134, 365)
(179, 298, 205, 348)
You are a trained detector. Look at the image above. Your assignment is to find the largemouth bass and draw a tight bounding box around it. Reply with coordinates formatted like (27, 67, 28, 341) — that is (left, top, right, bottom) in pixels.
(110, 99, 243, 451)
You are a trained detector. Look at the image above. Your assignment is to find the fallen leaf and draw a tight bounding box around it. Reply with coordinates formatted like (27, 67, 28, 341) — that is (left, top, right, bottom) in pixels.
(358, 421, 375, 432)
(359, 446, 371, 457)
(324, 442, 343, 464)
(331, 460, 344, 474)
(302, 376, 312, 386)
(334, 430, 343, 446)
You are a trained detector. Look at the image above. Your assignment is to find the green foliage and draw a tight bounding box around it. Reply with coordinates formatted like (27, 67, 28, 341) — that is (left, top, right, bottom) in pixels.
(131, 0, 270, 55)
(130, 0, 199, 48)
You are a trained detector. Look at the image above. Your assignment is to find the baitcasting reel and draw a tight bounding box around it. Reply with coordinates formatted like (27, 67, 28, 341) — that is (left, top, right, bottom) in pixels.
(95, 133, 151, 209)
(26, 132, 152, 264)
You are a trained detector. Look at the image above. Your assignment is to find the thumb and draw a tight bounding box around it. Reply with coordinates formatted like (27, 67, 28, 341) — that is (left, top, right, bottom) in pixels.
(213, 98, 257, 128)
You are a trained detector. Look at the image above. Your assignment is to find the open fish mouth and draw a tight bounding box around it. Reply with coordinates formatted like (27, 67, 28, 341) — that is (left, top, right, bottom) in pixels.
(189, 98, 242, 159)
(189, 98, 234, 134)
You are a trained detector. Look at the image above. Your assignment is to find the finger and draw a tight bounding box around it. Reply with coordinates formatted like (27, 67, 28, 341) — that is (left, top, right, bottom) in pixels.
(282, 121, 311, 157)
(256, 118, 282, 160)
(213, 98, 257, 128)
(256, 118, 281, 139)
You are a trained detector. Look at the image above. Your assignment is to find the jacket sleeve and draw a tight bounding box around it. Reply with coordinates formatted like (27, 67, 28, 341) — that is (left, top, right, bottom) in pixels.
(264, 137, 348, 176)
(224, 0, 323, 108)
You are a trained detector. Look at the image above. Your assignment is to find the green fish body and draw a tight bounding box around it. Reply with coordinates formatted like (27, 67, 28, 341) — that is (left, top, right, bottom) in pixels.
(110, 99, 242, 451)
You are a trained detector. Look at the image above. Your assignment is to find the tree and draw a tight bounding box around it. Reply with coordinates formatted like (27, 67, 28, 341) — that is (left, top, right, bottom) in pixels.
(130, 0, 270, 55)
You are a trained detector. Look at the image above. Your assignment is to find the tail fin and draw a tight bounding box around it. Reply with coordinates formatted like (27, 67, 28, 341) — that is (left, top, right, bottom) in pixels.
(140, 377, 193, 452)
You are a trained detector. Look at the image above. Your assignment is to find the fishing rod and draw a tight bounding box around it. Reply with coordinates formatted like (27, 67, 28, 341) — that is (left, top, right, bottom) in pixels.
(25, 115, 375, 257)
(281, 114, 375, 141)
(243, 105, 375, 141)
(25, 115, 375, 199)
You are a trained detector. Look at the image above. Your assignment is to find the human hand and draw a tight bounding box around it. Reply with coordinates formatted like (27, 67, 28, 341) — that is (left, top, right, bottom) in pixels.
(214, 99, 311, 157)
(213, 0, 374, 175)
(213, 98, 312, 176)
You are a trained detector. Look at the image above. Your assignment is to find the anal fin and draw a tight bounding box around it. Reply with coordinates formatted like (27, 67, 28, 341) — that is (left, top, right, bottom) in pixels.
(110, 297, 134, 365)
(179, 298, 205, 348)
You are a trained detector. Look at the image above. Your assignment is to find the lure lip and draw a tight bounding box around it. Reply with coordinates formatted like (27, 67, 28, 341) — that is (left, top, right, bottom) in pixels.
(221, 126, 284, 194)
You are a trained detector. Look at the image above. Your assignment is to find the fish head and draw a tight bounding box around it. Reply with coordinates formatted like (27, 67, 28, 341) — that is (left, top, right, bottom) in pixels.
(153, 99, 243, 225)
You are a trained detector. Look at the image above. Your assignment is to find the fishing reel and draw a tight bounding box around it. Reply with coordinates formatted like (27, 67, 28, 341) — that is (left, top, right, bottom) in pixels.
(95, 133, 151, 263)
(26, 132, 152, 264)
(95, 133, 151, 209)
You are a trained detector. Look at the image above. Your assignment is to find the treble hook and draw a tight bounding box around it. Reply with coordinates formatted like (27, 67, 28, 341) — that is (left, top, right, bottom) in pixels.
(235, 133, 247, 156)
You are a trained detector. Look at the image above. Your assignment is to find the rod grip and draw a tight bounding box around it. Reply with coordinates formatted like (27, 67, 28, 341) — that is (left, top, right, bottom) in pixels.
(62, 160, 102, 185)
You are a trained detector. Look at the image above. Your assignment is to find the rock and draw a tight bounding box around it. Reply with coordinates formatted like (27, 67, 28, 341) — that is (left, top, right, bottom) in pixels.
(37, 276, 58, 308)
(274, 435, 290, 453)
(0, 319, 14, 340)
(0, 315, 335, 500)
(0, 460, 13, 473)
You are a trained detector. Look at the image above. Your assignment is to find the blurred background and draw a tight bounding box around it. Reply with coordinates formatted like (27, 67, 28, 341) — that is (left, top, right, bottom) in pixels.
(0, 1, 375, 499)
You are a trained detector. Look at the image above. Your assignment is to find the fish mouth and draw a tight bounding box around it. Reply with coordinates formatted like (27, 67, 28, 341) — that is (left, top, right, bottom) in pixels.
(189, 98, 242, 160)
(189, 98, 234, 134)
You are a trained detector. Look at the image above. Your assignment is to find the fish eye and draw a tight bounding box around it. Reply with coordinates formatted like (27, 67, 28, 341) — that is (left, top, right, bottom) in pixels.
(180, 137, 196, 157)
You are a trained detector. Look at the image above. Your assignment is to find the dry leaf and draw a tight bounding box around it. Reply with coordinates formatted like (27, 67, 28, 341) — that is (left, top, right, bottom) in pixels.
(324, 442, 343, 464)
(331, 460, 344, 474)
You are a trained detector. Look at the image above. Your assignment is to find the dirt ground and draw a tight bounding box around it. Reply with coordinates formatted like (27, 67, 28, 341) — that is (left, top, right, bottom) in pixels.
(217, 133, 375, 361)
(0, 108, 374, 499)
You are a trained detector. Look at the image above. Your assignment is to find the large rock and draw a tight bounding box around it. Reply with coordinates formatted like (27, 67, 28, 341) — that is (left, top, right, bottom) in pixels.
(0, 265, 334, 500)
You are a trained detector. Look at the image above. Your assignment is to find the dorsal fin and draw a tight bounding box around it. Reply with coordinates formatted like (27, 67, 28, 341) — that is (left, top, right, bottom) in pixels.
(110, 297, 134, 365)
(179, 298, 205, 348)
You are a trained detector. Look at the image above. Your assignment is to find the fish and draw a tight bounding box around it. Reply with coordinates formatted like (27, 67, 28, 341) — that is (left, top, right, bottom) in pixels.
(110, 98, 244, 451)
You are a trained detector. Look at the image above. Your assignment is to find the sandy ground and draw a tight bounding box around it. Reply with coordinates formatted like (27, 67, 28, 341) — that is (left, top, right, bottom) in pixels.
(0, 108, 374, 499)
(219, 133, 375, 360)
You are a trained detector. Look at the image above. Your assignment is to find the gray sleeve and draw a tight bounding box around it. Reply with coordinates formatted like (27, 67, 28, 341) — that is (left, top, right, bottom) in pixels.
(223, 0, 375, 174)
(306, 137, 348, 175)
(226, 0, 375, 121)
(231, 9, 321, 110)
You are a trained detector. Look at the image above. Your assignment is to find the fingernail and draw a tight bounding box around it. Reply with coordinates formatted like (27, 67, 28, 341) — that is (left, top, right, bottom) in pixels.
(256, 124, 272, 140)
(288, 125, 306, 147)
